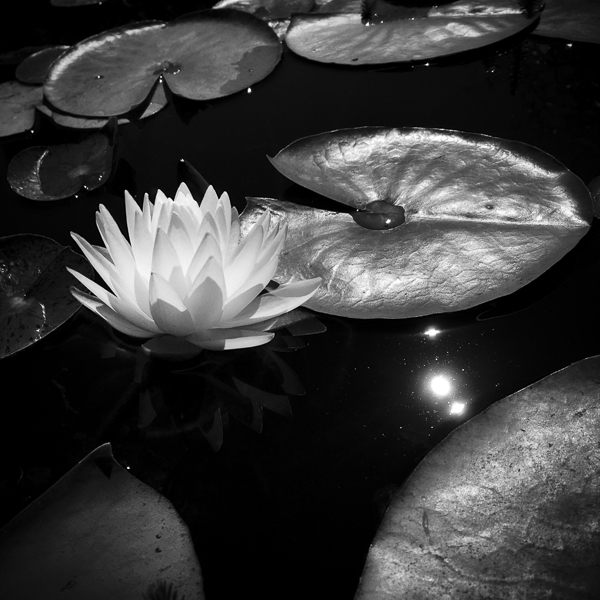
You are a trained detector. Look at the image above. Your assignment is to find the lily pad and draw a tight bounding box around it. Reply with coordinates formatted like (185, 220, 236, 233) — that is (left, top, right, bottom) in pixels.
(240, 127, 592, 319)
(7, 120, 116, 200)
(15, 45, 69, 84)
(0, 443, 204, 599)
(534, 0, 600, 44)
(355, 355, 600, 599)
(285, 0, 540, 65)
(0, 234, 93, 359)
(37, 80, 168, 129)
(0, 81, 42, 137)
(44, 9, 281, 117)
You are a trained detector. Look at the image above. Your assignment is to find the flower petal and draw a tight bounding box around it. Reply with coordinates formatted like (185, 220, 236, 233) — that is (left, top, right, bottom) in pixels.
(187, 327, 274, 351)
(124, 190, 142, 244)
(186, 257, 225, 329)
(152, 228, 187, 297)
(186, 232, 223, 284)
(70, 287, 156, 338)
(68, 268, 159, 334)
(199, 185, 220, 217)
(149, 273, 195, 336)
(218, 278, 321, 328)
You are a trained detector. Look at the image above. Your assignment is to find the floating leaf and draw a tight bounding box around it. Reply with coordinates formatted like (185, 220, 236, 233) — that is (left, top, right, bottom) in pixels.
(240, 127, 592, 319)
(285, 0, 539, 65)
(214, 0, 315, 38)
(7, 120, 116, 200)
(534, 0, 600, 44)
(15, 45, 69, 84)
(37, 80, 168, 129)
(44, 9, 281, 117)
(355, 355, 600, 599)
(0, 234, 93, 359)
(0, 81, 42, 137)
(0, 443, 204, 599)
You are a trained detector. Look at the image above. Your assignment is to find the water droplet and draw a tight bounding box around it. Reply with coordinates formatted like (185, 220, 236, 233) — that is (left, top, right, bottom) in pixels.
(95, 75, 104, 80)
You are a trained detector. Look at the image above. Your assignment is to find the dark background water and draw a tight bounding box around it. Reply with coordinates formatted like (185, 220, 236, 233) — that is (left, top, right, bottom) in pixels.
(1, 2, 600, 598)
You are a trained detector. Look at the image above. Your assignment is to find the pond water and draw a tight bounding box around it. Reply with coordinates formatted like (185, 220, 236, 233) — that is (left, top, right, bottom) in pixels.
(1, 2, 600, 599)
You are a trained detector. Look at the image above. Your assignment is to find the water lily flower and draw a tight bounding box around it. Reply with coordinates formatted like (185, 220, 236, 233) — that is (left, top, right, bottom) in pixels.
(68, 183, 321, 358)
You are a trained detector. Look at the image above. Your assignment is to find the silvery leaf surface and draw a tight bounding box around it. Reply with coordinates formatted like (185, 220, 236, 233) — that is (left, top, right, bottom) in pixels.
(285, 0, 539, 65)
(240, 127, 592, 319)
(355, 355, 600, 599)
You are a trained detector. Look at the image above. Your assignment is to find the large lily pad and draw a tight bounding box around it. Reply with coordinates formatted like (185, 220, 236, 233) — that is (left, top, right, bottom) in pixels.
(240, 127, 592, 319)
(355, 355, 600, 599)
(7, 120, 116, 200)
(285, 0, 540, 64)
(534, 0, 600, 44)
(0, 443, 204, 599)
(0, 81, 42, 137)
(44, 9, 281, 117)
(0, 234, 93, 359)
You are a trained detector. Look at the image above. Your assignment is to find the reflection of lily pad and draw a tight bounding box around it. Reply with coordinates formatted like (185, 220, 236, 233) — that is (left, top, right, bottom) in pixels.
(15, 45, 69, 84)
(7, 120, 116, 200)
(0, 81, 42, 137)
(534, 0, 600, 44)
(0, 443, 204, 599)
(285, 0, 539, 65)
(0, 234, 93, 359)
(355, 355, 600, 599)
(240, 127, 592, 319)
(44, 9, 281, 117)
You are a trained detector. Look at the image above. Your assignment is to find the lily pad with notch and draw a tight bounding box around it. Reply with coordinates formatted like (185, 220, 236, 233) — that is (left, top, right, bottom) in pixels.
(355, 355, 600, 599)
(0, 233, 93, 359)
(240, 127, 593, 319)
(0, 443, 204, 599)
(44, 9, 282, 118)
(7, 118, 117, 201)
(285, 0, 541, 65)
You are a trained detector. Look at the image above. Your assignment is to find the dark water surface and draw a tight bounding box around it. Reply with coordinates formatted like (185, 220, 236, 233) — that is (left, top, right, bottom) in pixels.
(1, 2, 600, 599)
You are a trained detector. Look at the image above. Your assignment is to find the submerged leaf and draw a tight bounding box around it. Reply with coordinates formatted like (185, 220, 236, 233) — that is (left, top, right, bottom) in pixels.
(534, 0, 600, 44)
(7, 120, 116, 200)
(0, 81, 42, 137)
(285, 0, 540, 64)
(44, 9, 281, 117)
(240, 127, 592, 319)
(355, 355, 600, 599)
(0, 234, 93, 359)
(0, 444, 204, 599)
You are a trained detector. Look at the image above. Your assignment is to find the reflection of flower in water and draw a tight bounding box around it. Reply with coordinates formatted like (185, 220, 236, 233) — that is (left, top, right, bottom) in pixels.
(68, 183, 320, 359)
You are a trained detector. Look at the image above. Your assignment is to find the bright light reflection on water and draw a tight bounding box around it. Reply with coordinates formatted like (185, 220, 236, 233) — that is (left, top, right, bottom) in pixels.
(430, 374, 452, 397)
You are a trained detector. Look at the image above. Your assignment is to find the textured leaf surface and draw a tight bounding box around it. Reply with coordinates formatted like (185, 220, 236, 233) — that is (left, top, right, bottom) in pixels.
(7, 124, 115, 200)
(285, 0, 539, 65)
(44, 9, 281, 117)
(355, 355, 600, 600)
(0, 81, 42, 137)
(534, 0, 600, 44)
(0, 234, 93, 359)
(240, 127, 592, 319)
(0, 444, 204, 599)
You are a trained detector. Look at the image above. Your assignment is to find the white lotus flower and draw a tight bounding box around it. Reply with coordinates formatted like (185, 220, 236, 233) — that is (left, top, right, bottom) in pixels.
(68, 183, 320, 357)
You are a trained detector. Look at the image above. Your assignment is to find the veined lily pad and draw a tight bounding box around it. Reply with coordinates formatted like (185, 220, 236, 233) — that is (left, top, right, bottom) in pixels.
(0, 443, 204, 599)
(0, 81, 42, 137)
(44, 9, 281, 117)
(355, 355, 600, 599)
(240, 127, 592, 319)
(7, 120, 116, 200)
(285, 0, 540, 65)
(0, 234, 93, 359)
(534, 0, 600, 44)
(15, 45, 69, 85)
